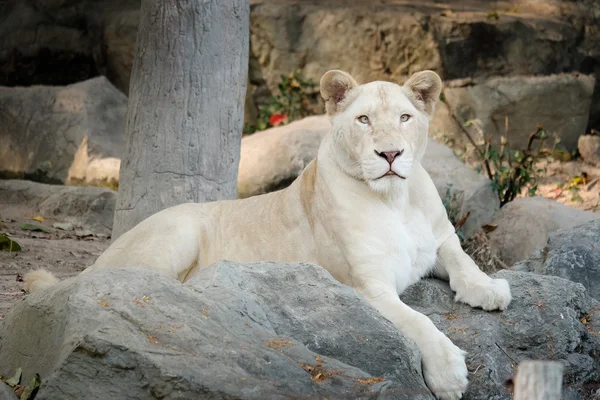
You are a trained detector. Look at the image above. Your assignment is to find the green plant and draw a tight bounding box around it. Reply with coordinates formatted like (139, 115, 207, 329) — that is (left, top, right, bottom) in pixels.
(244, 70, 319, 134)
(442, 96, 552, 206)
(441, 184, 469, 242)
(472, 122, 550, 206)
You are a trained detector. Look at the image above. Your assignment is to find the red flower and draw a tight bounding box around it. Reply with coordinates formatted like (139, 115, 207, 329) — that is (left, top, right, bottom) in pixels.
(269, 113, 288, 126)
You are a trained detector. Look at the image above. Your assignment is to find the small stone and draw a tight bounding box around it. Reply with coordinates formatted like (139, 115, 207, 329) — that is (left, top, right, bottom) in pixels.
(75, 230, 94, 238)
(53, 222, 74, 231)
(578, 135, 600, 167)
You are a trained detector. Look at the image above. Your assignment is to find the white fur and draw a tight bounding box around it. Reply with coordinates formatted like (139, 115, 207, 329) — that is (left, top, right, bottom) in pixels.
(23, 70, 511, 400)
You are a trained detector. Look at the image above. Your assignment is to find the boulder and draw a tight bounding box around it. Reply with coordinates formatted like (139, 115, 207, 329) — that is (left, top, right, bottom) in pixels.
(0, 263, 433, 400)
(238, 116, 330, 198)
(513, 219, 600, 300)
(0, 180, 116, 234)
(0, 0, 139, 92)
(2, 1, 598, 131)
(442, 74, 596, 151)
(239, 115, 498, 239)
(578, 134, 600, 166)
(248, 2, 600, 133)
(0, 77, 127, 184)
(402, 270, 600, 400)
(0, 383, 17, 400)
(486, 197, 600, 266)
(421, 138, 499, 240)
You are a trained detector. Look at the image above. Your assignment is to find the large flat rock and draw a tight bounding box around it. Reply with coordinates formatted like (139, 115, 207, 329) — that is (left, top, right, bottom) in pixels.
(402, 270, 600, 400)
(440, 74, 595, 151)
(0, 263, 432, 399)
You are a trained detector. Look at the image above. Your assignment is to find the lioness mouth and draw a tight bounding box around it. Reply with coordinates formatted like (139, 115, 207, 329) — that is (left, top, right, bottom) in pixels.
(377, 171, 406, 180)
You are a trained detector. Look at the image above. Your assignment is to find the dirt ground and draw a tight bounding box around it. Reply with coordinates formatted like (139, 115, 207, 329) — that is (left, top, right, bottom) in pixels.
(0, 204, 109, 325)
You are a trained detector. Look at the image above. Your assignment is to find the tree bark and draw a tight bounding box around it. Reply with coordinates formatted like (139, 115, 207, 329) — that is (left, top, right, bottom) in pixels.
(112, 0, 249, 240)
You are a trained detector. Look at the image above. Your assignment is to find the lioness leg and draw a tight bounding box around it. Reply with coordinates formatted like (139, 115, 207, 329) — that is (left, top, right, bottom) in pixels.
(434, 234, 511, 311)
(358, 281, 468, 400)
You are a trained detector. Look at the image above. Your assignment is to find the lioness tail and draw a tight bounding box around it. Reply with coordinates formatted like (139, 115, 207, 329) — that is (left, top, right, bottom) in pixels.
(23, 269, 60, 293)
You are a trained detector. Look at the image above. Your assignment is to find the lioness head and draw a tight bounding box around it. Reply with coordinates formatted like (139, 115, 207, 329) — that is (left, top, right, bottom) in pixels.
(320, 69, 442, 194)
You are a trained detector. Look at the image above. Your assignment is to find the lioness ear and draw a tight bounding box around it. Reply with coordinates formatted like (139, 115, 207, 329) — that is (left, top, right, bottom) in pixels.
(320, 70, 358, 115)
(403, 70, 442, 117)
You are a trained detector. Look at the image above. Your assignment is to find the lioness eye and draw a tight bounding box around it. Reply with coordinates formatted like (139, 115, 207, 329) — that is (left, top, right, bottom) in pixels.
(400, 114, 411, 122)
(358, 115, 369, 124)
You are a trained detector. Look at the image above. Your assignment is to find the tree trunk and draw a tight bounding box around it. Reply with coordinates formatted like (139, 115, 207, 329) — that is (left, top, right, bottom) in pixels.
(514, 360, 564, 400)
(112, 0, 249, 240)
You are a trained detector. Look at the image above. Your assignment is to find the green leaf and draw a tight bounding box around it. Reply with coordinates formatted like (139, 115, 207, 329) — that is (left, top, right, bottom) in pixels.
(19, 373, 41, 400)
(0, 235, 22, 252)
(3, 367, 22, 387)
(19, 223, 51, 233)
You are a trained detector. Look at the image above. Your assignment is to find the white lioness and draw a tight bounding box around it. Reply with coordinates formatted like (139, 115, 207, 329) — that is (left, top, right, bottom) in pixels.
(25, 70, 511, 399)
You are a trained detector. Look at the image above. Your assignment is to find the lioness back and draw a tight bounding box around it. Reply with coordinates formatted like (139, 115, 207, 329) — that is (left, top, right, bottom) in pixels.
(87, 161, 320, 281)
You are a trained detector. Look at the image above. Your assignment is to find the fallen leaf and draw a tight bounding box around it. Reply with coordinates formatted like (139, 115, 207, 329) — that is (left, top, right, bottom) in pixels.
(570, 176, 587, 186)
(99, 300, 109, 307)
(355, 377, 386, 385)
(481, 224, 498, 233)
(299, 358, 342, 383)
(19, 373, 40, 400)
(454, 211, 471, 232)
(0, 235, 22, 252)
(265, 339, 295, 349)
(19, 223, 51, 233)
(554, 188, 563, 197)
(31, 215, 44, 223)
(3, 367, 22, 387)
(444, 312, 460, 320)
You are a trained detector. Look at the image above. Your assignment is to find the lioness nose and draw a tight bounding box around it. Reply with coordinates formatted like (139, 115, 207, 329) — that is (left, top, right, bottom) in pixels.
(375, 149, 404, 165)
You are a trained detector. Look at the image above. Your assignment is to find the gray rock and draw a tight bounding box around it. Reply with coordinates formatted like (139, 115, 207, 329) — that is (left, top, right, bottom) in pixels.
(238, 116, 330, 198)
(579, 135, 600, 167)
(422, 138, 499, 240)
(0, 382, 17, 400)
(486, 196, 600, 266)
(0, 180, 116, 234)
(0, 263, 433, 400)
(4, 0, 598, 132)
(0, 0, 139, 93)
(402, 270, 600, 400)
(514, 219, 600, 300)
(0, 77, 126, 184)
(442, 74, 596, 152)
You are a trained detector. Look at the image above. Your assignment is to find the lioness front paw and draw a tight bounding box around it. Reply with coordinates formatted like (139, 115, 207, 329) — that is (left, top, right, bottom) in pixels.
(455, 277, 511, 311)
(422, 334, 468, 400)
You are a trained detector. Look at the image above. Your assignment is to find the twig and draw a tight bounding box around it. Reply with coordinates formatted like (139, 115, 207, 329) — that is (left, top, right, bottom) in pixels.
(441, 96, 493, 180)
(495, 342, 518, 367)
